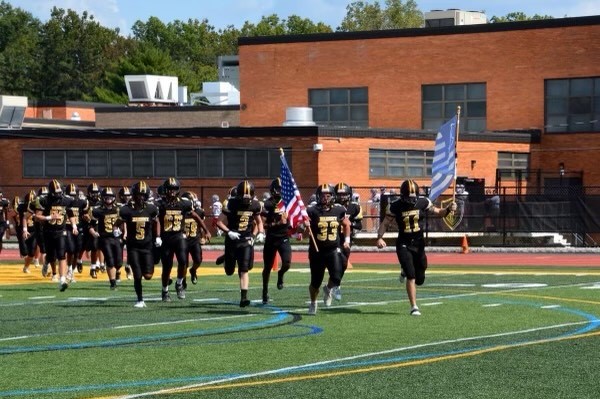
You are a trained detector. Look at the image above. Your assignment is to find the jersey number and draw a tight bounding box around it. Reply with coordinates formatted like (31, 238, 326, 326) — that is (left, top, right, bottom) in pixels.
(316, 220, 339, 242)
(164, 214, 183, 232)
(402, 214, 420, 234)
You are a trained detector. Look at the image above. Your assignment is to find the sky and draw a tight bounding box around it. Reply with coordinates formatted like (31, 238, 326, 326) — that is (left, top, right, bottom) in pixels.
(9, 0, 600, 36)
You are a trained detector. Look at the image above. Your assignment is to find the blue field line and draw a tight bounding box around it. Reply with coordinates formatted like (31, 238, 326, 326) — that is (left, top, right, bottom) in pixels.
(0, 310, 297, 355)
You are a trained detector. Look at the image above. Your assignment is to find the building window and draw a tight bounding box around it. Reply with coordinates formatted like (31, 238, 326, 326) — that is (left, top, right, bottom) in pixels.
(309, 87, 368, 127)
(422, 83, 486, 132)
(369, 149, 433, 178)
(498, 152, 529, 179)
(545, 77, 600, 133)
(22, 148, 288, 179)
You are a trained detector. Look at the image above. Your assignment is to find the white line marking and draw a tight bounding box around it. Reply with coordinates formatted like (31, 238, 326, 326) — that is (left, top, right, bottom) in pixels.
(29, 296, 56, 300)
(482, 303, 502, 307)
(541, 305, 561, 309)
(422, 302, 443, 307)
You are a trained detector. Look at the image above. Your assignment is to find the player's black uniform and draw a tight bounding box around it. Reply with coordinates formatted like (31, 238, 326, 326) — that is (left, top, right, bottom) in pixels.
(387, 197, 433, 285)
(222, 197, 262, 275)
(33, 195, 75, 263)
(91, 205, 122, 270)
(183, 203, 205, 271)
(0, 197, 8, 247)
(157, 198, 192, 288)
(306, 203, 347, 289)
(16, 201, 36, 258)
(119, 202, 158, 301)
(339, 201, 363, 273)
(261, 198, 292, 297)
(66, 197, 88, 262)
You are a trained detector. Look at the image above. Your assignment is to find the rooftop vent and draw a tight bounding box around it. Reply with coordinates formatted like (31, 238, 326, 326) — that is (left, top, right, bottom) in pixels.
(283, 107, 316, 127)
(124, 75, 179, 104)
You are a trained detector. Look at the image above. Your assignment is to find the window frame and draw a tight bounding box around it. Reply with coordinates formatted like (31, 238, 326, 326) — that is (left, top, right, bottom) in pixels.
(309, 87, 369, 127)
(369, 149, 433, 179)
(422, 82, 486, 133)
(544, 77, 600, 133)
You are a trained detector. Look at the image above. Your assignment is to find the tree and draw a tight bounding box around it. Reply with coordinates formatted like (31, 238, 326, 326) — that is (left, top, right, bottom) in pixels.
(38, 7, 123, 101)
(240, 14, 332, 37)
(338, 0, 423, 31)
(489, 12, 554, 23)
(0, 1, 42, 97)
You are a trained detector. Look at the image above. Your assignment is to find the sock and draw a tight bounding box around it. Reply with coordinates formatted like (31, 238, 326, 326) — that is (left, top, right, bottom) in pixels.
(241, 289, 248, 300)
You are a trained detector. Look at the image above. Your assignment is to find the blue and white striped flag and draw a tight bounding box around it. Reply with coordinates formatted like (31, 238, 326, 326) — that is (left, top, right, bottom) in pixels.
(429, 115, 458, 202)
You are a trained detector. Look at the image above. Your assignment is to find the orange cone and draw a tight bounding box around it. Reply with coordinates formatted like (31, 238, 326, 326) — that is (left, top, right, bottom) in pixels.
(271, 255, 279, 271)
(461, 235, 469, 254)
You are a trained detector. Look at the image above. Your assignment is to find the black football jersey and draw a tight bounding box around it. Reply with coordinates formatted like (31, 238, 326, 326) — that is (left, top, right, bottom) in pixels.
(66, 198, 89, 228)
(261, 198, 288, 238)
(307, 203, 347, 252)
(222, 197, 262, 238)
(34, 196, 76, 232)
(158, 198, 192, 237)
(183, 205, 205, 241)
(119, 203, 158, 248)
(91, 205, 121, 238)
(0, 198, 8, 222)
(387, 197, 433, 240)
(17, 202, 34, 229)
(341, 201, 363, 239)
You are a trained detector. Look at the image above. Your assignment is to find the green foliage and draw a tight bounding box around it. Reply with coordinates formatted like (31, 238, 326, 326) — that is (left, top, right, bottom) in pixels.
(338, 0, 423, 31)
(490, 12, 554, 23)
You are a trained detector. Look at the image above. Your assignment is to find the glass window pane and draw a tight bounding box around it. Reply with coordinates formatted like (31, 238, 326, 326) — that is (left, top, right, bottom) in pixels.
(330, 89, 348, 104)
(467, 101, 486, 117)
(154, 150, 175, 177)
(23, 150, 43, 177)
(66, 151, 86, 177)
(223, 149, 244, 177)
(569, 97, 592, 114)
(269, 149, 284, 178)
(110, 151, 131, 177)
(88, 151, 108, 177)
(370, 166, 385, 177)
(408, 167, 426, 177)
(133, 150, 153, 178)
(423, 119, 444, 130)
(422, 85, 442, 101)
(200, 149, 222, 177)
(546, 116, 568, 133)
(350, 105, 368, 121)
(467, 83, 486, 99)
(330, 106, 348, 121)
(570, 78, 593, 96)
(466, 118, 486, 132)
(423, 103, 442, 118)
(45, 151, 65, 177)
(309, 89, 328, 105)
(312, 106, 328, 122)
(445, 85, 464, 100)
(570, 114, 592, 132)
(247, 150, 269, 177)
(546, 79, 568, 97)
(177, 150, 198, 177)
(350, 87, 368, 103)
(444, 102, 463, 118)
(594, 97, 600, 113)
(546, 98, 568, 115)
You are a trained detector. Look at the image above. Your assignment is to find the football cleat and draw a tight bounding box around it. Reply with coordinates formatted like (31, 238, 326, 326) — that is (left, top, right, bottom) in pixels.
(399, 271, 406, 283)
(333, 286, 342, 301)
(90, 268, 97, 279)
(59, 282, 69, 292)
(125, 265, 133, 280)
(215, 254, 225, 265)
(410, 306, 421, 316)
(322, 285, 333, 307)
(240, 299, 251, 308)
(262, 291, 270, 305)
(161, 291, 172, 302)
(41, 263, 50, 277)
(134, 301, 147, 308)
(277, 274, 284, 290)
(22, 267, 30, 274)
(115, 271, 121, 283)
(190, 268, 198, 285)
(175, 283, 185, 300)
(51, 274, 58, 282)
(308, 302, 318, 315)
(76, 261, 83, 273)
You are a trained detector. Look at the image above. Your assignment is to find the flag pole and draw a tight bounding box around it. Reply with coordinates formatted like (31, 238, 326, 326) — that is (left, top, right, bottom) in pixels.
(279, 148, 319, 252)
(450, 106, 461, 202)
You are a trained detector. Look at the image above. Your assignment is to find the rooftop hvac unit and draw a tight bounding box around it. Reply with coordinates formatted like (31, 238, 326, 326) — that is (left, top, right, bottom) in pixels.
(424, 9, 487, 27)
(0, 95, 27, 129)
(283, 107, 316, 127)
(124, 75, 179, 104)
(192, 82, 240, 106)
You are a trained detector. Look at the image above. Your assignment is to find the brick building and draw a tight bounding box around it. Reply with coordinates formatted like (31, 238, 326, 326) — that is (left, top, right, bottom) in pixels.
(1, 15, 599, 208)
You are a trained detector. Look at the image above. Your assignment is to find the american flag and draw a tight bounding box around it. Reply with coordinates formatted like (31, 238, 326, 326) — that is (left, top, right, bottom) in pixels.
(280, 152, 309, 229)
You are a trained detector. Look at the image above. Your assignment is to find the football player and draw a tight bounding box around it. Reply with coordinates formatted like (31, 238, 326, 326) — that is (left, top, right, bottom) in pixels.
(0, 188, 9, 255)
(32, 180, 78, 291)
(303, 184, 351, 315)
(64, 183, 89, 281)
(376, 179, 456, 316)
(216, 180, 265, 307)
(157, 178, 206, 301)
(89, 187, 123, 290)
(181, 191, 211, 286)
(215, 186, 238, 266)
(17, 191, 39, 274)
(82, 182, 103, 278)
(118, 186, 134, 280)
(118, 181, 160, 308)
(260, 178, 292, 304)
(332, 182, 363, 301)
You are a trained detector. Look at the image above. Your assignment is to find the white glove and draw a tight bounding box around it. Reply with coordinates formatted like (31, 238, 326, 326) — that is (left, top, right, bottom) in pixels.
(227, 231, 241, 240)
(255, 232, 265, 243)
(155, 237, 163, 247)
(113, 228, 122, 238)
